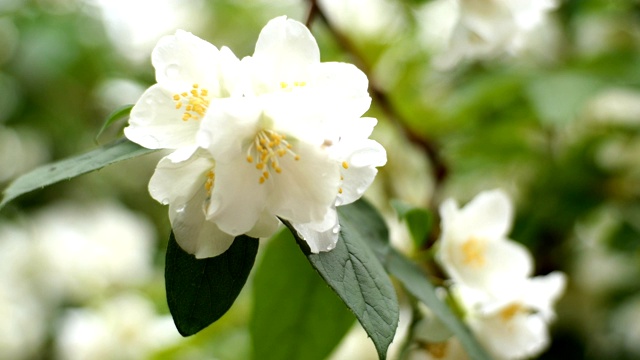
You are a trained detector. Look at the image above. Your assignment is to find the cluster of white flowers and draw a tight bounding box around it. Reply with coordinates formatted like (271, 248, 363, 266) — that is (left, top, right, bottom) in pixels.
(432, 0, 559, 69)
(0, 201, 179, 359)
(125, 16, 386, 258)
(432, 189, 566, 359)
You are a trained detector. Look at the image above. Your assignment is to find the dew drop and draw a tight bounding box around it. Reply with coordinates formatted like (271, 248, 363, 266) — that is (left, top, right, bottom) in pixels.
(165, 64, 180, 80)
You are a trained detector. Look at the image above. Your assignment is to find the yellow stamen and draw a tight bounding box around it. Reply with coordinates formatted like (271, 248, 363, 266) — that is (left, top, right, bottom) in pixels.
(342, 161, 349, 169)
(461, 237, 486, 268)
(173, 83, 210, 122)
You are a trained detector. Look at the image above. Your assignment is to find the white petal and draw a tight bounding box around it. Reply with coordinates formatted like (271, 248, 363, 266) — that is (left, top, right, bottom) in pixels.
(169, 187, 235, 259)
(337, 139, 387, 206)
(125, 85, 201, 149)
(197, 97, 262, 159)
(148, 151, 214, 206)
(307, 62, 372, 119)
(470, 311, 549, 360)
(439, 235, 533, 295)
(206, 158, 268, 236)
(522, 271, 567, 321)
(292, 207, 340, 253)
(268, 142, 340, 224)
(249, 16, 320, 92)
(457, 189, 513, 241)
(245, 211, 281, 239)
(152, 30, 224, 93)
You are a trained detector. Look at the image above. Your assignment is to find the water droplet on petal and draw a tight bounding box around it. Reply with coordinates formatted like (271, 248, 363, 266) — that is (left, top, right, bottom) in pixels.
(165, 64, 180, 80)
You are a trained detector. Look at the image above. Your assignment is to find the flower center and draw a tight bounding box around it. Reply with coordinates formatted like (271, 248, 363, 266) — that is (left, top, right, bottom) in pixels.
(173, 83, 210, 121)
(279, 81, 306, 91)
(461, 237, 486, 268)
(245, 129, 300, 184)
(498, 303, 523, 322)
(425, 342, 448, 359)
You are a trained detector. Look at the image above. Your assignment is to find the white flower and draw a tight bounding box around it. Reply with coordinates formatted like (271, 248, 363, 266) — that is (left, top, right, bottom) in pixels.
(124, 29, 242, 155)
(434, 0, 558, 69)
(437, 189, 533, 297)
(454, 272, 566, 360)
(147, 16, 386, 257)
(55, 293, 181, 360)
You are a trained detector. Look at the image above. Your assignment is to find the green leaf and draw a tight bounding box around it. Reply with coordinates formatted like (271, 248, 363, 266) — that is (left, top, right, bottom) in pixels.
(336, 201, 490, 359)
(0, 138, 157, 209)
(165, 232, 259, 336)
(386, 250, 493, 360)
(95, 104, 133, 142)
(391, 200, 432, 248)
(284, 200, 399, 360)
(251, 230, 355, 360)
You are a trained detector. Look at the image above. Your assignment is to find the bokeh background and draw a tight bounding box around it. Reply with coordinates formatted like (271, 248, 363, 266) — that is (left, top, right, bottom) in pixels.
(1, 0, 640, 359)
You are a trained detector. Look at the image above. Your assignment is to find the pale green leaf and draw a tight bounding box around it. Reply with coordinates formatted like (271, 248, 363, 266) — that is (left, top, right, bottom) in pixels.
(251, 230, 355, 360)
(0, 138, 157, 209)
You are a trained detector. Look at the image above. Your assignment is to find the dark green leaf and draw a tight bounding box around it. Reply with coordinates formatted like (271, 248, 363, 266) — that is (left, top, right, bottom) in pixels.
(387, 250, 493, 360)
(285, 200, 399, 360)
(95, 104, 133, 142)
(391, 200, 432, 248)
(165, 232, 259, 336)
(251, 230, 355, 360)
(0, 138, 157, 209)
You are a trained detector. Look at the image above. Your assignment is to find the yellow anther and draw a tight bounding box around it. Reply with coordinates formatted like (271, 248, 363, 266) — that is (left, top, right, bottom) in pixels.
(342, 161, 349, 169)
(246, 155, 254, 163)
(499, 303, 522, 322)
(338, 188, 343, 194)
(246, 129, 300, 182)
(294, 155, 300, 161)
(280, 82, 288, 89)
(340, 175, 344, 180)
(299, 81, 306, 86)
(259, 177, 265, 184)
(174, 84, 210, 122)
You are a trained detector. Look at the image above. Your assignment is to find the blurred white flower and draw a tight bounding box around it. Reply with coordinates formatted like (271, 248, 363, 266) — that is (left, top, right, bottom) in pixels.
(55, 292, 181, 360)
(147, 16, 385, 258)
(432, 0, 558, 69)
(437, 189, 533, 297)
(319, 0, 404, 41)
(0, 223, 48, 360)
(32, 201, 156, 302)
(454, 272, 566, 360)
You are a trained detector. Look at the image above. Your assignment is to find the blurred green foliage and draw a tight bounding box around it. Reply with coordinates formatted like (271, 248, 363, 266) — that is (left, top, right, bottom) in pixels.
(2, 0, 640, 359)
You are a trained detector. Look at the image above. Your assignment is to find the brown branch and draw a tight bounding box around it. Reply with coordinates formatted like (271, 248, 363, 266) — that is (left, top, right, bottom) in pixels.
(304, 0, 448, 187)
